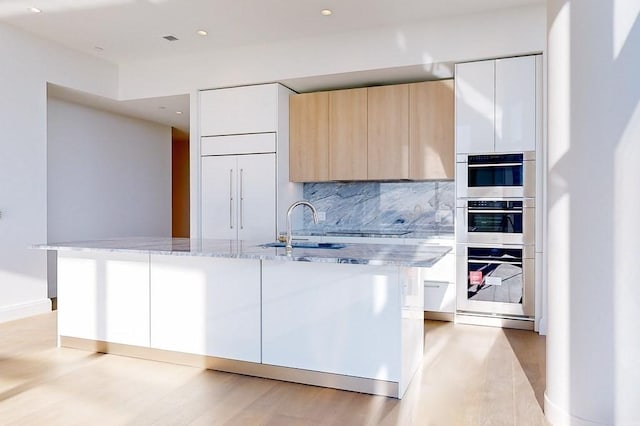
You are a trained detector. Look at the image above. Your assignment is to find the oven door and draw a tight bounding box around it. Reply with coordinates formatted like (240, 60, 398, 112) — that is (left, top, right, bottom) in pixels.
(456, 152, 535, 198)
(456, 244, 534, 317)
(456, 198, 534, 245)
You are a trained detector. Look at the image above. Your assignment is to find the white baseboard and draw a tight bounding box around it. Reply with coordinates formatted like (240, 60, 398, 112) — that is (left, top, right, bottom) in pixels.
(544, 391, 607, 426)
(0, 299, 52, 323)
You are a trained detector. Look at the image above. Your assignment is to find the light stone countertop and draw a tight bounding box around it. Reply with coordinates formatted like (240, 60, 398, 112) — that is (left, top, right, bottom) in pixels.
(34, 237, 452, 268)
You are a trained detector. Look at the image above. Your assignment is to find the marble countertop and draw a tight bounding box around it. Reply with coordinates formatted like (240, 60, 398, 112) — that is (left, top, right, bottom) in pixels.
(291, 229, 454, 242)
(34, 237, 452, 268)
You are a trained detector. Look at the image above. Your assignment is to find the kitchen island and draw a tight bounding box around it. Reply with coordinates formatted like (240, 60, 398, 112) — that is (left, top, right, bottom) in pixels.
(37, 237, 450, 398)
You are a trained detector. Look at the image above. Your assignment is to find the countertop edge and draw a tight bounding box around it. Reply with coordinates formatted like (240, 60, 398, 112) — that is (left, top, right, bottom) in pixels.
(32, 238, 452, 268)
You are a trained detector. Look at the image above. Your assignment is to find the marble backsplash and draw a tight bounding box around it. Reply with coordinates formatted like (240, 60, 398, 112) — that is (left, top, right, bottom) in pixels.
(301, 181, 455, 236)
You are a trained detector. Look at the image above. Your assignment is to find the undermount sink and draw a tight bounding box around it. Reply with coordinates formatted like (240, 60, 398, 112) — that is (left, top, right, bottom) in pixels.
(260, 241, 346, 249)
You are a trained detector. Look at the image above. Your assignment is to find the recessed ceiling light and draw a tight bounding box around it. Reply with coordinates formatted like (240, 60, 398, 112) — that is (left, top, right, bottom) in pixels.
(162, 35, 179, 42)
(196, 30, 208, 36)
(320, 9, 332, 16)
(28, 7, 41, 13)
(176, 111, 183, 115)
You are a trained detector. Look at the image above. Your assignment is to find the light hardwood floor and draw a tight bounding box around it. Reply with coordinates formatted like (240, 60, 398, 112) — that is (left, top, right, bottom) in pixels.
(0, 313, 546, 425)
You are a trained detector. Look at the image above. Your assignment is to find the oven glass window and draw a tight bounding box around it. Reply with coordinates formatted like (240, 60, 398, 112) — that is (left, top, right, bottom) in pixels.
(467, 247, 523, 304)
(467, 154, 524, 187)
(468, 166, 523, 187)
(468, 201, 523, 234)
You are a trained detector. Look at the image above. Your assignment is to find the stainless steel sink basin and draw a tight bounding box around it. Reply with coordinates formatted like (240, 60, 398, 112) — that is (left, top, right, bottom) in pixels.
(260, 241, 346, 249)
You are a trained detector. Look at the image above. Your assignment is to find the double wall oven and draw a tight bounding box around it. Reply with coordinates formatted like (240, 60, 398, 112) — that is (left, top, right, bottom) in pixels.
(456, 151, 535, 320)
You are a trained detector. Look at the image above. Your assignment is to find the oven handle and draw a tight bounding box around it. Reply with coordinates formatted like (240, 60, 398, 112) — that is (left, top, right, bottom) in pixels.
(468, 259, 523, 265)
(468, 209, 523, 214)
(468, 163, 522, 168)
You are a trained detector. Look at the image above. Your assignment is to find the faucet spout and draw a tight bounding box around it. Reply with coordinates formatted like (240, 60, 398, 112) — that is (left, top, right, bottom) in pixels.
(286, 200, 319, 253)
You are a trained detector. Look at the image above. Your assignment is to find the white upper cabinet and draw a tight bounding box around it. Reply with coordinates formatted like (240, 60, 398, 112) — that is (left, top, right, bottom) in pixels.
(455, 60, 495, 154)
(495, 56, 536, 152)
(200, 84, 279, 136)
(456, 55, 539, 154)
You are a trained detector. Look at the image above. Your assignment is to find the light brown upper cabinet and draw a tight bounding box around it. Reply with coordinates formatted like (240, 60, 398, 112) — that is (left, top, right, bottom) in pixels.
(329, 88, 368, 180)
(289, 80, 453, 182)
(289, 92, 329, 182)
(409, 80, 454, 180)
(367, 84, 410, 180)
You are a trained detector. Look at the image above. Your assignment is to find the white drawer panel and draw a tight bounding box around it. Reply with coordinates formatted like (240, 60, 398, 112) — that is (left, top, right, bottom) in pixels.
(201, 133, 276, 156)
(424, 280, 456, 313)
(421, 251, 455, 283)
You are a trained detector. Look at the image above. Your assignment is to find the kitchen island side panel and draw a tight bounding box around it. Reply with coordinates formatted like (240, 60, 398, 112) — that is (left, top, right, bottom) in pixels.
(57, 251, 150, 347)
(261, 261, 402, 382)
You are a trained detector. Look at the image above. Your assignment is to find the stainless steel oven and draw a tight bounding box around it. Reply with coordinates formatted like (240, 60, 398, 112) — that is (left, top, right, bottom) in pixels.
(456, 152, 535, 198)
(456, 198, 534, 245)
(456, 244, 534, 318)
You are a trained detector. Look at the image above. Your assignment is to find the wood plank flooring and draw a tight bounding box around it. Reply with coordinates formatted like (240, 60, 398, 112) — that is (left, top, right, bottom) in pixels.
(0, 313, 547, 425)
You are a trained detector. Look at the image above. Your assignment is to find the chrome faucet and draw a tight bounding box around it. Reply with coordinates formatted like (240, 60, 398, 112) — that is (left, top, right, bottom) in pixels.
(286, 200, 319, 254)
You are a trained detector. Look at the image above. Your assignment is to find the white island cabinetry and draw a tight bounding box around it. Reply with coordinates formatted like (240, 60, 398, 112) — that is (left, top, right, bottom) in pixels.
(46, 238, 450, 399)
(57, 251, 150, 347)
(149, 255, 261, 362)
(262, 261, 424, 397)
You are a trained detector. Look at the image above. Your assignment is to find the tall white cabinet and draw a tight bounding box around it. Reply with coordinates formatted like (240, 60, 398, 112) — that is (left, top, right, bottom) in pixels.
(456, 55, 541, 153)
(199, 83, 301, 241)
(201, 137, 276, 241)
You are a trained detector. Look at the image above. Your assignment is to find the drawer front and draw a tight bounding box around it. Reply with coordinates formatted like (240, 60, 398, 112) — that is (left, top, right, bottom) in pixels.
(421, 251, 455, 283)
(201, 133, 276, 156)
(424, 280, 456, 313)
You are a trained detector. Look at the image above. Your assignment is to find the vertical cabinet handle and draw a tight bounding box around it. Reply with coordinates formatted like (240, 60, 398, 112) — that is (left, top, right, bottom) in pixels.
(229, 169, 234, 229)
(239, 168, 244, 230)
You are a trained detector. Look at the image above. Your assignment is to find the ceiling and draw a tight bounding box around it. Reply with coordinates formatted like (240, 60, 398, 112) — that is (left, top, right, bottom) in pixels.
(3, 0, 543, 133)
(47, 84, 191, 133)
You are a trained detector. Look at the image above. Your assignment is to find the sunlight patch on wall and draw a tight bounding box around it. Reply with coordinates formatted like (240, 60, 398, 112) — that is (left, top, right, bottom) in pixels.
(614, 98, 640, 421)
(548, 1, 572, 164)
(395, 31, 407, 52)
(613, 0, 640, 59)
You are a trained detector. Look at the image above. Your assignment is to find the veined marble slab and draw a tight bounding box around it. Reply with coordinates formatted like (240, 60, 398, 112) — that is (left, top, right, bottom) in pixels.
(302, 181, 454, 236)
(34, 237, 451, 268)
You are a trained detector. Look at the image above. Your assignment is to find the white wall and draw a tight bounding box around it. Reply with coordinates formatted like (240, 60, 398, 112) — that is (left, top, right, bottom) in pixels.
(0, 22, 118, 322)
(118, 4, 546, 99)
(545, 0, 640, 425)
(47, 98, 171, 242)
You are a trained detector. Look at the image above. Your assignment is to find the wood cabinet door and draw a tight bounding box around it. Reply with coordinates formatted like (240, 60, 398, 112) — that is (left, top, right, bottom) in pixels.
(289, 92, 329, 182)
(367, 84, 409, 179)
(409, 80, 455, 179)
(455, 60, 495, 153)
(329, 88, 368, 180)
(495, 55, 537, 152)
